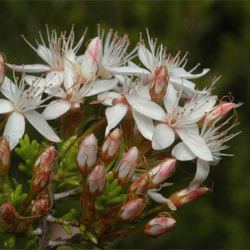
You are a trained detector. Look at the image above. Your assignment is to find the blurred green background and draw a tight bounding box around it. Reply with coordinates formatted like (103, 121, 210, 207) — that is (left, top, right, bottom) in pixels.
(0, 1, 249, 249)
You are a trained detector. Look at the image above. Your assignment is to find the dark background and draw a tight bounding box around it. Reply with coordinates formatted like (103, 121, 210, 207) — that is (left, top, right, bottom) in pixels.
(0, 1, 249, 248)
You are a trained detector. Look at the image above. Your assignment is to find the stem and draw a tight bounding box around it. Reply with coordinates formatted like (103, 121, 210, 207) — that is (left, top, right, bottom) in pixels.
(53, 187, 80, 200)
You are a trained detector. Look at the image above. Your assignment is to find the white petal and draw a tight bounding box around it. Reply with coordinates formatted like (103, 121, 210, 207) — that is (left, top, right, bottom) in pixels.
(132, 109, 154, 140)
(85, 79, 118, 97)
(176, 126, 213, 161)
(188, 159, 210, 192)
(63, 50, 76, 90)
(97, 91, 123, 106)
(172, 142, 196, 161)
(152, 124, 175, 150)
(126, 95, 167, 121)
(105, 103, 128, 135)
(3, 112, 25, 150)
(105, 66, 150, 76)
(1, 77, 16, 101)
(169, 77, 195, 90)
(163, 84, 178, 113)
(24, 110, 60, 142)
(169, 67, 210, 79)
(6, 63, 51, 73)
(81, 37, 102, 81)
(138, 44, 155, 72)
(37, 45, 53, 65)
(0, 99, 14, 114)
(147, 190, 177, 211)
(42, 100, 71, 120)
(185, 96, 217, 123)
(130, 83, 151, 100)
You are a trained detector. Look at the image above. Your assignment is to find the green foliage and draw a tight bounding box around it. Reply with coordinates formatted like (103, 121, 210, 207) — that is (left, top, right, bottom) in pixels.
(15, 134, 42, 176)
(54, 136, 81, 190)
(10, 184, 28, 208)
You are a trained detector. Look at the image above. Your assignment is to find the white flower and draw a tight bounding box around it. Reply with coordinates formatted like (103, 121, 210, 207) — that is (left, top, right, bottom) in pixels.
(128, 84, 217, 161)
(77, 28, 137, 79)
(7, 26, 86, 84)
(172, 114, 240, 192)
(0, 76, 60, 149)
(96, 76, 154, 139)
(105, 30, 209, 97)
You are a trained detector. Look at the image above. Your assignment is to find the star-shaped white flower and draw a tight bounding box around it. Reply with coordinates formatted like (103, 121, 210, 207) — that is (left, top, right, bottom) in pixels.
(172, 111, 240, 192)
(96, 76, 154, 139)
(7, 26, 86, 85)
(105, 30, 209, 98)
(0, 76, 60, 149)
(128, 84, 217, 161)
(77, 28, 137, 80)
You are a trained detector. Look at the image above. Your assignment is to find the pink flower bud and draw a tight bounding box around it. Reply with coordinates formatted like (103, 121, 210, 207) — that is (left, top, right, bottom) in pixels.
(31, 198, 49, 217)
(116, 147, 139, 184)
(31, 167, 52, 194)
(150, 66, 168, 101)
(169, 187, 209, 208)
(128, 173, 149, 195)
(87, 165, 106, 195)
(0, 137, 10, 175)
(101, 128, 122, 162)
(0, 52, 6, 86)
(0, 202, 15, 224)
(31, 147, 56, 193)
(77, 134, 97, 174)
(34, 146, 56, 169)
(149, 158, 176, 187)
(144, 216, 176, 237)
(207, 102, 236, 121)
(119, 198, 145, 221)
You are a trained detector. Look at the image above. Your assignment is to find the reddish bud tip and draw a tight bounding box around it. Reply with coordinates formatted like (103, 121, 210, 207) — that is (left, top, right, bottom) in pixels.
(34, 146, 56, 169)
(144, 216, 176, 237)
(88, 165, 106, 196)
(0, 52, 6, 86)
(0, 202, 15, 224)
(101, 128, 122, 162)
(169, 187, 209, 208)
(119, 198, 145, 221)
(149, 158, 176, 187)
(128, 173, 149, 195)
(77, 134, 98, 175)
(0, 137, 10, 175)
(116, 147, 139, 184)
(205, 102, 236, 122)
(31, 198, 49, 217)
(150, 66, 168, 101)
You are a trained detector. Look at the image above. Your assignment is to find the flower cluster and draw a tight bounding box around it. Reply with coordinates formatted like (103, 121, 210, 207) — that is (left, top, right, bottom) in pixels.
(0, 27, 240, 249)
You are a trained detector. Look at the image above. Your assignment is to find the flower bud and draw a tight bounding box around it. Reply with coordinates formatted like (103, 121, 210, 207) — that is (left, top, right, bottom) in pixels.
(0, 52, 6, 86)
(0, 137, 11, 175)
(31, 147, 56, 193)
(144, 216, 176, 237)
(31, 198, 49, 217)
(116, 147, 139, 184)
(169, 187, 209, 208)
(119, 198, 145, 221)
(128, 173, 149, 195)
(101, 128, 122, 162)
(207, 102, 236, 121)
(77, 134, 97, 174)
(0, 202, 15, 224)
(87, 165, 106, 196)
(150, 66, 168, 101)
(34, 146, 56, 169)
(31, 167, 52, 194)
(149, 158, 176, 187)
